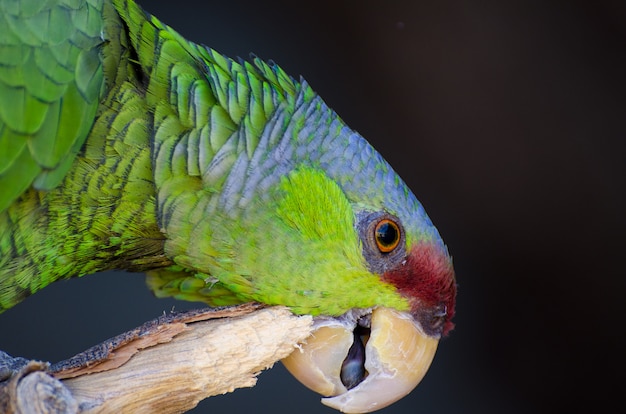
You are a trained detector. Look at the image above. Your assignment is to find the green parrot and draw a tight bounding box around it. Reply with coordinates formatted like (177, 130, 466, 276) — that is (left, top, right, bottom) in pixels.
(0, 0, 457, 412)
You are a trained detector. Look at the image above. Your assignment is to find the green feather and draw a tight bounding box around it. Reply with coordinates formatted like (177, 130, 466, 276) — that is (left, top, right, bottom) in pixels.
(1, 0, 444, 320)
(0, 0, 104, 211)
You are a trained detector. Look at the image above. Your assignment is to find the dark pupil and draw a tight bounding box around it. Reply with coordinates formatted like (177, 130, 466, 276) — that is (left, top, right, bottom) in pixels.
(376, 222, 398, 246)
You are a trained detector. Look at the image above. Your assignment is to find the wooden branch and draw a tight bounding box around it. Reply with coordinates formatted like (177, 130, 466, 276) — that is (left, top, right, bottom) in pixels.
(0, 304, 313, 413)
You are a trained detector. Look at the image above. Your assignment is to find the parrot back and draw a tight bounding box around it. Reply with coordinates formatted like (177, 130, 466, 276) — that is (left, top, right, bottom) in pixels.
(0, 0, 107, 213)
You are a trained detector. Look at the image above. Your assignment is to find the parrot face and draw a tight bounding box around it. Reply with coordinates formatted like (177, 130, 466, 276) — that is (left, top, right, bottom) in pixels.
(158, 84, 456, 412)
(270, 167, 455, 413)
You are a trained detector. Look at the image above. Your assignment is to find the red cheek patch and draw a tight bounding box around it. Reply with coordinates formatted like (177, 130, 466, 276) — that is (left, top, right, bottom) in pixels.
(382, 242, 457, 336)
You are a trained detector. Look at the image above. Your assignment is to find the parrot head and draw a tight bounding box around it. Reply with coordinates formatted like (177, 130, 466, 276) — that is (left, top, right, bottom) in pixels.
(274, 166, 456, 413)
(153, 65, 456, 411)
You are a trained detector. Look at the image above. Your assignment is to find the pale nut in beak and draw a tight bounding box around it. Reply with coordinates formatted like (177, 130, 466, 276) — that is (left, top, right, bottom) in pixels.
(282, 307, 439, 413)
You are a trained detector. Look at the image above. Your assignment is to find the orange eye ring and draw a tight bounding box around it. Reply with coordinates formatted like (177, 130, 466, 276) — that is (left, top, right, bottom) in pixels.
(374, 219, 401, 253)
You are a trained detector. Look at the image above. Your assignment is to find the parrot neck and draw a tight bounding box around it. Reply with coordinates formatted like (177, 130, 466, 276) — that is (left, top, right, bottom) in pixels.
(0, 83, 171, 313)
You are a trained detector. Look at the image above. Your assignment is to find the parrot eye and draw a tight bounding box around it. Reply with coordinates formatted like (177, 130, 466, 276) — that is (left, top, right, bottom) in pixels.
(374, 219, 401, 253)
(357, 211, 406, 274)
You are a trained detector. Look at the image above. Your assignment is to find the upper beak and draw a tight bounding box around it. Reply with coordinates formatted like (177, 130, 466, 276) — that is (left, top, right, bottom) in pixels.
(282, 307, 439, 413)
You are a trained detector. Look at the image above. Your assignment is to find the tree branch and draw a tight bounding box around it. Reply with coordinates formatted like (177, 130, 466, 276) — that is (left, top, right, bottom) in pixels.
(0, 304, 313, 413)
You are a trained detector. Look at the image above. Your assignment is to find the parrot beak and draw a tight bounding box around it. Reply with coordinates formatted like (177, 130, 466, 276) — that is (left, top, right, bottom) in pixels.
(282, 307, 439, 413)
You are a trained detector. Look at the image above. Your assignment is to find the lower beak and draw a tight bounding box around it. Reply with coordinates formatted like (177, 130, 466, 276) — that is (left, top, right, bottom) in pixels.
(282, 307, 439, 413)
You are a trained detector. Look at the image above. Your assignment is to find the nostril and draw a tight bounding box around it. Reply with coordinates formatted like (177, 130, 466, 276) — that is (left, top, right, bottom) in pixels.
(413, 303, 448, 337)
(435, 304, 447, 318)
(430, 304, 447, 332)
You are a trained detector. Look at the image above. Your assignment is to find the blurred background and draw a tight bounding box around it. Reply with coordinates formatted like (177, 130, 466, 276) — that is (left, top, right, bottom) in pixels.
(1, 0, 624, 412)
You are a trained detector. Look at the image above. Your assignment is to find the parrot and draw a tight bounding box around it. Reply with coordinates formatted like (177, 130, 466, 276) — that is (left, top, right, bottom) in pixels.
(0, 0, 457, 412)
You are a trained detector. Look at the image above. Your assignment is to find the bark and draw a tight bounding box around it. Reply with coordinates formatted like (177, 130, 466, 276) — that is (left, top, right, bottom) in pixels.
(0, 304, 313, 413)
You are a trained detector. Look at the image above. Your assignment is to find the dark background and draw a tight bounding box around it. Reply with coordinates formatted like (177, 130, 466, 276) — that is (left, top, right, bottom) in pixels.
(1, 0, 625, 412)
